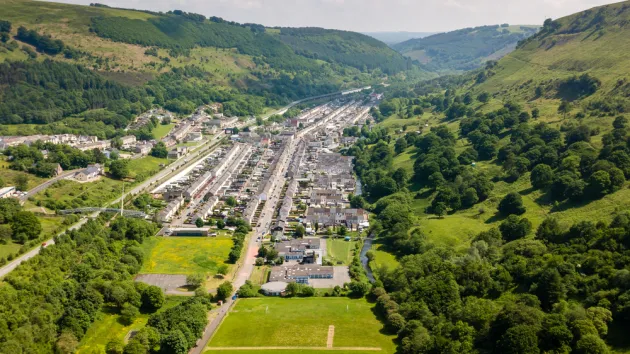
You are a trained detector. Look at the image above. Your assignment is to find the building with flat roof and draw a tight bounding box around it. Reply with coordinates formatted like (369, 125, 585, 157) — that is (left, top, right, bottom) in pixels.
(268, 264, 334, 284)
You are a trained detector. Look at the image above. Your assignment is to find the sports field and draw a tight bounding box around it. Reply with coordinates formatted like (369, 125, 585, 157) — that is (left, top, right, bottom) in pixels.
(206, 298, 396, 354)
(326, 239, 357, 265)
(140, 236, 233, 275)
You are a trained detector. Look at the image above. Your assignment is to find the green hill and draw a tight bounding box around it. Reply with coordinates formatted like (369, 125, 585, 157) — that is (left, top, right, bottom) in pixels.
(0, 0, 415, 132)
(362, 31, 437, 46)
(349, 2, 630, 353)
(394, 24, 539, 73)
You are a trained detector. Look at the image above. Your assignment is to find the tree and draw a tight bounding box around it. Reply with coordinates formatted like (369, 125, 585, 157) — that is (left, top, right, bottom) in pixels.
(498, 325, 540, 354)
(110, 160, 130, 179)
(225, 196, 237, 207)
(150, 142, 168, 158)
(498, 192, 526, 216)
(534, 268, 565, 310)
(588, 170, 611, 197)
(530, 164, 554, 190)
(120, 303, 139, 325)
(532, 108, 540, 119)
(433, 202, 447, 219)
(195, 218, 204, 228)
(499, 215, 532, 241)
(56, 331, 79, 354)
(105, 339, 124, 354)
(394, 138, 408, 155)
(285, 282, 303, 297)
(558, 100, 571, 119)
(462, 188, 479, 208)
(338, 225, 347, 236)
(11, 211, 41, 243)
(186, 273, 205, 289)
(216, 219, 225, 229)
(15, 174, 28, 191)
(162, 330, 188, 354)
(613, 116, 628, 129)
(216, 281, 233, 301)
(141, 286, 164, 312)
(575, 335, 609, 354)
(255, 257, 264, 266)
(217, 264, 229, 277)
(478, 92, 490, 103)
(295, 224, 306, 237)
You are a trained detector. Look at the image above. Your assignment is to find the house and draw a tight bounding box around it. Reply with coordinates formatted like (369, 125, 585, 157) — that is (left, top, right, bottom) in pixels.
(168, 146, 188, 159)
(76, 140, 111, 151)
(274, 238, 320, 261)
(74, 164, 103, 182)
(0, 186, 16, 199)
(158, 198, 184, 222)
(186, 132, 203, 142)
(53, 163, 64, 177)
(135, 143, 153, 155)
(120, 135, 137, 148)
(304, 207, 368, 228)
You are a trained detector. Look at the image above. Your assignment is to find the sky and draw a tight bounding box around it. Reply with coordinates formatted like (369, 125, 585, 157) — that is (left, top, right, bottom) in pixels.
(46, 0, 620, 32)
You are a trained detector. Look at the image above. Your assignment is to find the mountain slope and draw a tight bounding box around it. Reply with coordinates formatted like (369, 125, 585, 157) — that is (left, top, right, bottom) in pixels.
(394, 24, 539, 73)
(0, 0, 420, 131)
(475, 1, 630, 110)
(362, 31, 437, 46)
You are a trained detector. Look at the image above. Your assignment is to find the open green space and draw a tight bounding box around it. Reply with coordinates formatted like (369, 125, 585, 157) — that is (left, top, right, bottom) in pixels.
(25, 178, 122, 211)
(76, 296, 187, 354)
(0, 241, 21, 259)
(208, 298, 396, 353)
(139, 236, 233, 275)
(369, 243, 399, 271)
(127, 156, 169, 179)
(326, 239, 357, 265)
(0, 160, 46, 190)
(152, 123, 174, 140)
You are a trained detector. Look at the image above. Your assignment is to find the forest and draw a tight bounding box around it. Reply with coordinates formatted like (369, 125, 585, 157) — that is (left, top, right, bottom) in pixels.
(0, 215, 210, 354)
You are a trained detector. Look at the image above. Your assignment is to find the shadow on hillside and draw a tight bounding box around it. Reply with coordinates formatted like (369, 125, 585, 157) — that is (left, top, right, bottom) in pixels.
(485, 213, 508, 224)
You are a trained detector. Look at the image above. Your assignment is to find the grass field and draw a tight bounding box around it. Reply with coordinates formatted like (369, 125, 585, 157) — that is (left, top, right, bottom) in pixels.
(0, 160, 46, 190)
(77, 297, 187, 354)
(152, 123, 175, 140)
(139, 236, 233, 275)
(326, 239, 357, 265)
(0, 241, 21, 260)
(207, 298, 396, 353)
(127, 156, 169, 179)
(369, 243, 399, 271)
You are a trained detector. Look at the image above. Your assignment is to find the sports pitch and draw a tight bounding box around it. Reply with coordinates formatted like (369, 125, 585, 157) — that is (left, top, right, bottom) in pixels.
(206, 297, 396, 354)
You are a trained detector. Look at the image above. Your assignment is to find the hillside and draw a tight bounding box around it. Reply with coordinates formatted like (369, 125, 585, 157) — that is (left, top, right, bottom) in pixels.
(0, 0, 415, 132)
(394, 24, 539, 73)
(347, 2, 630, 353)
(362, 31, 437, 45)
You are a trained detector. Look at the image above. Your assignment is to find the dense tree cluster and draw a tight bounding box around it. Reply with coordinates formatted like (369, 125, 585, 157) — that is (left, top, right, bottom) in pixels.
(0, 198, 42, 245)
(372, 211, 630, 353)
(0, 60, 151, 125)
(4, 142, 107, 177)
(0, 216, 158, 353)
(278, 27, 409, 74)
